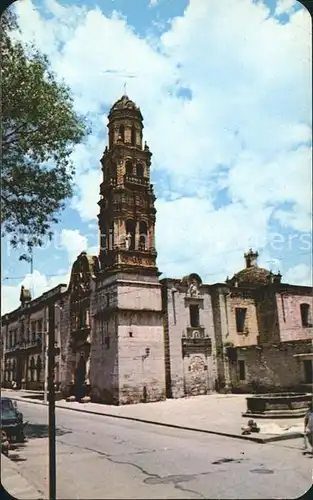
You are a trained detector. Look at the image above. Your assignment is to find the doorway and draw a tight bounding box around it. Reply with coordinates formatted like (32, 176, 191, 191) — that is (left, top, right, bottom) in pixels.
(75, 355, 86, 400)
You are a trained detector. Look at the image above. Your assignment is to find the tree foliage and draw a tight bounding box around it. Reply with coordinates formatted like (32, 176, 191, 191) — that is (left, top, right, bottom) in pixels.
(1, 10, 89, 259)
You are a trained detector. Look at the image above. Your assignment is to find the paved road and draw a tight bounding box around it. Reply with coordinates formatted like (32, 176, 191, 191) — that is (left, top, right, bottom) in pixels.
(3, 401, 312, 499)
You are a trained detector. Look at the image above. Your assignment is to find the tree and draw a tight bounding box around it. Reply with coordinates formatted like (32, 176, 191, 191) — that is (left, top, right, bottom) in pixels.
(1, 10, 89, 259)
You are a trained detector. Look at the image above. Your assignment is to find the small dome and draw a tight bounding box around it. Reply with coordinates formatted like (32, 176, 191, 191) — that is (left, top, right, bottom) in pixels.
(228, 267, 272, 287)
(109, 95, 142, 118)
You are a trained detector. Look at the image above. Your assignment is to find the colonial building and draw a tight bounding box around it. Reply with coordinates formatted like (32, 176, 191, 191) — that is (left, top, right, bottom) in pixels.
(1, 96, 312, 403)
(1, 284, 66, 391)
(212, 249, 313, 393)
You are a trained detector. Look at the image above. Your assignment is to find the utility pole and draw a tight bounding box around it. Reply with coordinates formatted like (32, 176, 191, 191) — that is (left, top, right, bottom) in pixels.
(48, 303, 56, 500)
(43, 307, 49, 404)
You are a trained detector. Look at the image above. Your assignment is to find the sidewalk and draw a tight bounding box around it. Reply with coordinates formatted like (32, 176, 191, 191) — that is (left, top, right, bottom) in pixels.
(1, 454, 44, 499)
(3, 389, 305, 444)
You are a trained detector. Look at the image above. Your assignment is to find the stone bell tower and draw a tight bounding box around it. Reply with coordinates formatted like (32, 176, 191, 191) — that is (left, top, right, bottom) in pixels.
(91, 95, 165, 406)
(98, 94, 158, 276)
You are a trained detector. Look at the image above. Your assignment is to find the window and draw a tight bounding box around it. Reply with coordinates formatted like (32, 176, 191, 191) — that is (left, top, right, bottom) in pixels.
(238, 360, 246, 381)
(300, 303, 311, 327)
(118, 124, 125, 142)
(136, 163, 144, 178)
(139, 221, 147, 250)
(304, 360, 313, 384)
(131, 126, 136, 146)
(125, 160, 133, 175)
(125, 219, 136, 250)
(189, 305, 200, 327)
(235, 307, 247, 333)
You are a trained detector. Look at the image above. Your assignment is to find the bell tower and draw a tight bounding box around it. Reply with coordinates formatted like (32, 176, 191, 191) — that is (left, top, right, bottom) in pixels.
(92, 95, 165, 406)
(98, 94, 158, 276)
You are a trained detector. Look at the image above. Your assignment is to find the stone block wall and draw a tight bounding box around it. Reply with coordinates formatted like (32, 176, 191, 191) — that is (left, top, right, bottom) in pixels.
(118, 310, 165, 404)
(229, 340, 313, 392)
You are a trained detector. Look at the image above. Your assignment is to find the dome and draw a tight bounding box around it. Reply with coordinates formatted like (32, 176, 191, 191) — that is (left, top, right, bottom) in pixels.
(226, 249, 282, 287)
(109, 95, 142, 118)
(228, 267, 272, 287)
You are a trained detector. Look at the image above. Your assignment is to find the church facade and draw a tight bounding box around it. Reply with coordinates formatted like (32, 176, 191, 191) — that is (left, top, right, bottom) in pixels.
(1, 96, 312, 403)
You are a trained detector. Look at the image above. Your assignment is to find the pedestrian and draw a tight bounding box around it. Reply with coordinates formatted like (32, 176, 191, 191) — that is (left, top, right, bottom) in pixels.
(304, 402, 313, 455)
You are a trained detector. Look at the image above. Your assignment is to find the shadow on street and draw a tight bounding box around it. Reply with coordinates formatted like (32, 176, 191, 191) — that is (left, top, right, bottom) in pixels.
(8, 423, 71, 463)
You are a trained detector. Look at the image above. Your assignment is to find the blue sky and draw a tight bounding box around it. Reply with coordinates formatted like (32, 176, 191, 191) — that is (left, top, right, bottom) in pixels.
(2, 0, 312, 312)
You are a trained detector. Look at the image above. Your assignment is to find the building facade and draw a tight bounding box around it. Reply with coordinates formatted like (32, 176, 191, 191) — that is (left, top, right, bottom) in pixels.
(1, 97, 312, 403)
(1, 284, 66, 391)
(213, 250, 313, 392)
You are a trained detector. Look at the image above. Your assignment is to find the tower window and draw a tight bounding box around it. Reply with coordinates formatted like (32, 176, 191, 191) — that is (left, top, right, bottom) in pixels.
(125, 160, 133, 175)
(235, 307, 247, 333)
(300, 303, 311, 327)
(126, 219, 136, 250)
(139, 221, 147, 250)
(189, 305, 200, 327)
(131, 125, 136, 146)
(136, 163, 144, 178)
(118, 124, 125, 142)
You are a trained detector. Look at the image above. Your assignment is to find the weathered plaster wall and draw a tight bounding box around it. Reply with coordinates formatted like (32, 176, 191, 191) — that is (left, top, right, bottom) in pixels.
(276, 292, 313, 342)
(162, 281, 217, 399)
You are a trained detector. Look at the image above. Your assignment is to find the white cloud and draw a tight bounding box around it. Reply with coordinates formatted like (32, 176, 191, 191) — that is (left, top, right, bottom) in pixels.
(275, 0, 297, 16)
(8, 0, 311, 300)
(1, 270, 70, 315)
(60, 229, 98, 263)
(284, 263, 312, 286)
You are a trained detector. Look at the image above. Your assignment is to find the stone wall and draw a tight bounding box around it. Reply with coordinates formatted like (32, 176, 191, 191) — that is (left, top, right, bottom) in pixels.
(90, 272, 165, 405)
(161, 280, 217, 399)
(118, 310, 165, 404)
(276, 291, 313, 342)
(229, 340, 313, 392)
(227, 292, 259, 346)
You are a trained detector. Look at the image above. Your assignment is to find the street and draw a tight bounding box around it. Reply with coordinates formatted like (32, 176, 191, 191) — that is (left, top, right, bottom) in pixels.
(2, 400, 312, 499)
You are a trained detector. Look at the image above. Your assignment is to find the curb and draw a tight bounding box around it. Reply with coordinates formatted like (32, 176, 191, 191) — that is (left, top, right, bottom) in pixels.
(9, 395, 304, 444)
(1, 454, 44, 499)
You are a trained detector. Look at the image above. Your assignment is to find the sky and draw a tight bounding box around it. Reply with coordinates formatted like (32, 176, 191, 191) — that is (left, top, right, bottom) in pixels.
(1, 0, 312, 314)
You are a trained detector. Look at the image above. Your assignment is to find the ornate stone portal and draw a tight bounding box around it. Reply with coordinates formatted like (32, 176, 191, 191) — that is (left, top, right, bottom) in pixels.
(67, 252, 100, 402)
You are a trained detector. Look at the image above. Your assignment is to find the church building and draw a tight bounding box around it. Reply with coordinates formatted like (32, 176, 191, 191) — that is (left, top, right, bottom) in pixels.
(1, 96, 312, 404)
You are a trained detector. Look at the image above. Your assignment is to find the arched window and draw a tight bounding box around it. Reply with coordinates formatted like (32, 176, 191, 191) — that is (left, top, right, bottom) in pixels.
(139, 221, 147, 250)
(136, 163, 144, 178)
(125, 160, 133, 175)
(125, 219, 136, 250)
(131, 125, 136, 146)
(300, 303, 311, 327)
(118, 124, 125, 142)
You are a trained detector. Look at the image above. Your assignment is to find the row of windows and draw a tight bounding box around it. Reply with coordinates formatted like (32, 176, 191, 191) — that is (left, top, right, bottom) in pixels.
(6, 319, 43, 348)
(4, 356, 42, 382)
(235, 302, 312, 334)
(188, 302, 312, 335)
(125, 160, 144, 178)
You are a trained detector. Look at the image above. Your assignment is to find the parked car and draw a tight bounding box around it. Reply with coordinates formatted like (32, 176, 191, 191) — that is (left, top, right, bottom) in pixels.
(0, 397, 26, 443)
